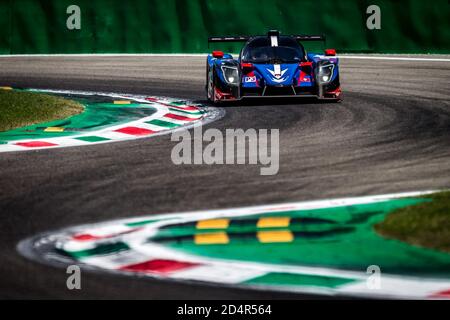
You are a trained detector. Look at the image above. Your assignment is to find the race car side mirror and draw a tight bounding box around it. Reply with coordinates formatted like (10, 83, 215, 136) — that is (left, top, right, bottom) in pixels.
(325, 49, 336, 56)
(212, 51, 224, 58)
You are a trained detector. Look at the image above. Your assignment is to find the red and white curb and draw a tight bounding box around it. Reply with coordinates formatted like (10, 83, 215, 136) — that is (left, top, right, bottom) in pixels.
(18, 191, 450, 299)
(0, 90, 221, 153)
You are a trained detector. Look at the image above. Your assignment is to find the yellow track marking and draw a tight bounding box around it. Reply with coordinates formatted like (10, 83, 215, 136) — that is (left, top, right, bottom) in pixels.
(196, 219, 230, 229)
(113, 100, 131, 105)
(257, 230, 294, 243)
(0, 86, 13, 90)
(194, 232, 229, 245)
(257, 217, 290, 228)
(44, 127, 65, 132)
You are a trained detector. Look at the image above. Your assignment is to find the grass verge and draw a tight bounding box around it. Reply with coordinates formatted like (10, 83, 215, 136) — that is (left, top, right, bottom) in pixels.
(375, 191, 450, 253)
(0, 89, 84, 132)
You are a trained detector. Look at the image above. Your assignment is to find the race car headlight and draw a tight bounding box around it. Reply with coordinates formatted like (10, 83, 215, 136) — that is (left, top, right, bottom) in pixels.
(317, 64, 335, 84)
(221, 66, 239, 86)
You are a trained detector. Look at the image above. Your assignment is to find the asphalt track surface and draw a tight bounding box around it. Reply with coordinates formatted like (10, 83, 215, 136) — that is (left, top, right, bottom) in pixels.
(0, 55, 449, 299)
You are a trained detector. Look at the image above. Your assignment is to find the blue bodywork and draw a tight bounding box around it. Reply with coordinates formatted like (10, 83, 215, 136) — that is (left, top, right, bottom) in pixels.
(206, 31, 341, 102)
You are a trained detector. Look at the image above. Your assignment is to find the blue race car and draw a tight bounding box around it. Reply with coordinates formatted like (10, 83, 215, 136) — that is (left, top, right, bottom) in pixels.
(206, 30, 341, 103)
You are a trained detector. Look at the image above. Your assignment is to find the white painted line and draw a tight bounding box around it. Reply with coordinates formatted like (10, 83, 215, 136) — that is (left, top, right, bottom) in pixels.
(59, 239, 97, 252)
(0, 144, 24, 152)
(166, 109, 203, 118)
(1, 53, 449, 62)
(78, 224, 134, 237)
(0, 53, 209, 58)
(93, 131, 134, 140)
(170, 264, 266, 284)
(82, 250, 151, 270)
(161, 117, 194, 125)
(39, 137, 88, 147)
(339, 55, 450, 62)
(102, 190, 437, 227)
(338, 277, 450, 299)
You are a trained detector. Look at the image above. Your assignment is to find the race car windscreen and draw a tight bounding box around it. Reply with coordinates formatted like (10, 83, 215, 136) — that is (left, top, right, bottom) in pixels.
(241, 37, 305, 64)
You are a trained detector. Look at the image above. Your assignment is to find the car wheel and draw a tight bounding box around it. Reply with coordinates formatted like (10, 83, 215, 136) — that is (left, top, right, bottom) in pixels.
(207, 67, 215, 103)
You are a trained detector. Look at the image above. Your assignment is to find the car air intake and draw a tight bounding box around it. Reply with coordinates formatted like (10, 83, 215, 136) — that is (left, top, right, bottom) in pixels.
(262, 86, 296, 96)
